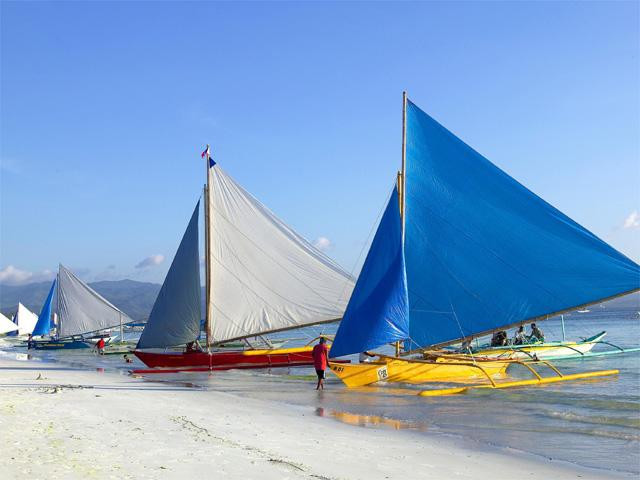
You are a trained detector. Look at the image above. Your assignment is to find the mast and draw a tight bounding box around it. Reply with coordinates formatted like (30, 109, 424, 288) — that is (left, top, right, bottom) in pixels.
(395, 91, 408, 357)
(203, 145, 213, 350)
(400, 90, 407, 230)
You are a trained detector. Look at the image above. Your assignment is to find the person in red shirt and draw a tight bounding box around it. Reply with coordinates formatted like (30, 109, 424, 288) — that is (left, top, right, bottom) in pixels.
(312, 337, 329, 390)
(95, 337, 106, 355)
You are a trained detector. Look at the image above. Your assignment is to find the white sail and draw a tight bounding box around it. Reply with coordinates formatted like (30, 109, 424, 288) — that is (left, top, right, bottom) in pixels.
(0, 312, 18, 335)
(58, 265, 133, 338)
(206, 164, 354, 343)
(15, 303, 38, 335)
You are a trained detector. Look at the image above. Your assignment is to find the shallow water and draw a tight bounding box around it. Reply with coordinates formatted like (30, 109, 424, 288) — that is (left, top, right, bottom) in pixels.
(3, 309, 639, 476)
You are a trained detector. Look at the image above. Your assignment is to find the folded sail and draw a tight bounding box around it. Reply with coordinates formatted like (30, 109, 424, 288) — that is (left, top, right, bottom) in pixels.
(404, 100, 640, 349)
(15, 303, 38, 335)
(58, 265, 133, 338)
(330, 186, 409, 358)
(137, 202, 201, 349)
(0, 312, 18, 335)
(206, 165, 354, 343)
(32, 279, 56, 336)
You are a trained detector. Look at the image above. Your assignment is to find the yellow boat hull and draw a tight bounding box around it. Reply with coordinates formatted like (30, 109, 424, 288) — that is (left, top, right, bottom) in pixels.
(329, 357, 509, 387)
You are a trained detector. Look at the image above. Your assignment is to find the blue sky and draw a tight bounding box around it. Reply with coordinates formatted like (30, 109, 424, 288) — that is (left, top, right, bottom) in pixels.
(1, 1, 638, 285)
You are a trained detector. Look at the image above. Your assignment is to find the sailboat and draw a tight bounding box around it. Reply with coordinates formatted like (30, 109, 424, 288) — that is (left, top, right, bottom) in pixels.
(328, 93, 639, 390)
(31, 279, 57, 338)
(12, 303, 38, 336)
(0, 312, 18, 336)
(134, 150, 354, 371)
(31, 265, 133, 350)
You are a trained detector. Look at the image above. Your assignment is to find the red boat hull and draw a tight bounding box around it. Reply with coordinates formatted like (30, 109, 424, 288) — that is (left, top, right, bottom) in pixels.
(134, 347, 315, 371)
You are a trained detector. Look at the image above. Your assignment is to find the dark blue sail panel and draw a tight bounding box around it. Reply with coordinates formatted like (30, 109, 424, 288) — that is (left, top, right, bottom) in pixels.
(330, 187, 409, 358)
(32, 279, 56, 336)
(137, 201, 202, 349)
(405, 100, 640, 348)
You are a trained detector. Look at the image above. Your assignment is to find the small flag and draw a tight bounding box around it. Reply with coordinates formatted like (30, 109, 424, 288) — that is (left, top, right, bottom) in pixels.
(201, 144, 210, 159)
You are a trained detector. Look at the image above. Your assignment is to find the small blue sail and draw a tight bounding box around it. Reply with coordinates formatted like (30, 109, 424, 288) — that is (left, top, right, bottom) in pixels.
(137, 201, 202, 349)
(330, 186, 409, 358)
(404, 100, 640, 349)
(32, 279, 56, 336)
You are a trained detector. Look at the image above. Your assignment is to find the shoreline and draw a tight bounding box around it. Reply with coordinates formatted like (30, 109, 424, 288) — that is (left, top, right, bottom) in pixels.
(0, 354, 633, 480)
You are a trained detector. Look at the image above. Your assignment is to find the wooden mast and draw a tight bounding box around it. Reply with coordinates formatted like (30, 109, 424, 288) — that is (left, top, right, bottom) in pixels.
(395, 91, 408, 357)
(203, 145, 213, 351)
(400, 90, 407, 226)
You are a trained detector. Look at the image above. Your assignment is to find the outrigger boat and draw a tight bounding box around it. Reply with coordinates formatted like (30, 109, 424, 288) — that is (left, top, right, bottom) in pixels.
(445, 330, 640, 362)
(454, 331, 608, 360)
(134, 149, 354, 371)
(329, 93, 639, 391)
(30, 265, 132, 350)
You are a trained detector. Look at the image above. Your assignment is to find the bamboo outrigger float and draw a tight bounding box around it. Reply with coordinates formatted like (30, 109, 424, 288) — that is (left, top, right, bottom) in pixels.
(328, 92, 639, 390)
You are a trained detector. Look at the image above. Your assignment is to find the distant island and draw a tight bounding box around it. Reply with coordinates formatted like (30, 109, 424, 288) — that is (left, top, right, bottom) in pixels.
(0, 279, 161, 320)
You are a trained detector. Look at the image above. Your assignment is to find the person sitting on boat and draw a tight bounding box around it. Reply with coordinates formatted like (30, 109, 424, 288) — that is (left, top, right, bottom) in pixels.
(312, 337, 329, 390)
(359, 351, 375, 363)
(514, 326, 526, 345)
(123, 354, 133, 364)
(528, 323, 545, 343)
(185, 341, 197, 353)
(491, 330, 508, 347)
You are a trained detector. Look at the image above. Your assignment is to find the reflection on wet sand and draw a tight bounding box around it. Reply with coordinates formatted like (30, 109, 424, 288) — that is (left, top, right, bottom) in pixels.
(315, 407, 428, 431)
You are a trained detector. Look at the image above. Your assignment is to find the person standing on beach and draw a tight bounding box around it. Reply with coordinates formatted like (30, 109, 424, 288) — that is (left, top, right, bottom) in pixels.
(312, 337, 329, 390)
(95, 337, 106, 355)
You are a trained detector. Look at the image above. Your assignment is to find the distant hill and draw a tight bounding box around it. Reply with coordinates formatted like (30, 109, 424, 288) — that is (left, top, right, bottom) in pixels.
(1, 279, 636, 321)
(0, 279, 162, 321)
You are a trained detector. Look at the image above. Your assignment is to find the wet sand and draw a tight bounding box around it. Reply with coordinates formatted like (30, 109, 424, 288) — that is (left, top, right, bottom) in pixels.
(0, 356, 631, 480)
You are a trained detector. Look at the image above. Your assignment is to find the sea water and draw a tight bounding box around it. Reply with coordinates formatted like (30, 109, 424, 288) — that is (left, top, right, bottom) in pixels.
(3, 309, 639, 476)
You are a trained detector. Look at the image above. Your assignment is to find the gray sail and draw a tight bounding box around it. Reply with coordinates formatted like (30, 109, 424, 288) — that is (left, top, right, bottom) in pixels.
(137, 201, 201, 349)
(58, 265, 133, 338)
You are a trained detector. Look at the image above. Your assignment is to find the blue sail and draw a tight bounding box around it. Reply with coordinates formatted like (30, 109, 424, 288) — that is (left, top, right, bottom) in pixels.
(32, 279, 56, 336)
(404, 100, 640, 348)
(137, 201, 202, 349)
(330, 186, 409, 358)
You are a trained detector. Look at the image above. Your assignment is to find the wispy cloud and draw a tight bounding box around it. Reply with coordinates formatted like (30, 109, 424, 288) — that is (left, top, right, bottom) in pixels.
(623, 211, 640, 229)
(135, 254, 165, 269)
(0, 265, 55, 286)
(313, 236, 332, 252)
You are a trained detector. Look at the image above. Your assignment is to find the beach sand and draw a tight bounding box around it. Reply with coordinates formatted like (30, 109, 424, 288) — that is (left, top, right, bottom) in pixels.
(0, 356, 630, 480)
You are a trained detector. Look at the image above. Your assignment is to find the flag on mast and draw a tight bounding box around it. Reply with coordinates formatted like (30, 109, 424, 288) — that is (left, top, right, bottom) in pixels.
(201, 144, 215, 167)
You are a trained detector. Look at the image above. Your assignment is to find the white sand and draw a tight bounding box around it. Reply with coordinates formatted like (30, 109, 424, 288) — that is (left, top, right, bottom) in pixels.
(0, 356, 630, 480)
